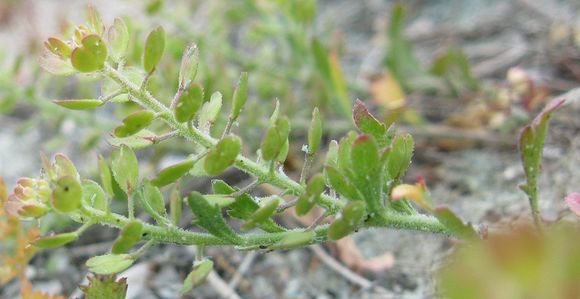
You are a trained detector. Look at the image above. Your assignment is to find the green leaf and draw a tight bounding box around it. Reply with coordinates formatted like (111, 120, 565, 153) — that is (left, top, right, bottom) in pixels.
(337, 131, 357, 173)
(269, 230, 315, 250)
(52, 176, 83, 213)
(386, 134, 414, 181)
(34, 232, 78, 249)
(198, 92, 223, 132)
(151, 159, 195, 187)
(231, 72, 248, 120)
(107, 17, 129, 61)
(324, 166, 361, 201)
(181, 259, 213, 294)
(53, 99, 104, 110)
(434, 206, 477, 239)
(111, 145, 139, 194)
(261, 116, 290, 161)
(204, 135, 242, 176)
(44, 37, 71, 58)
(241, 196, 281, 231)
(143, 26, 165, 73)
(306, 174, 325, 196)
(107, 129, 156, 149)
(328, 201, 366, 240)
(82, 179, 107, 211)
(431, 47, 479, 91)
(112, 220, 144, 254)
(98, 155, 114, 196)
(350, 135, 383, 212)
(325, 140, 339, 168)
(178, 43, 199, 88)
(308, 107, 322, 155)
(174, 83, 204, 123)
(169, 185, 182, 226)
(295, 193, 316, 216)
(187, 192, 242, 243)
(114, 110, 155, 137)
(86, 254, 135, 275)
(204, 194, 236, 208)
(80, 275, 128, 299)
(136, 181, 170, 226)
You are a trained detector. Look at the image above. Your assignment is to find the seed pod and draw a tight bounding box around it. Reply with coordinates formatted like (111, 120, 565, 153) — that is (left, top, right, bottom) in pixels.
(295, 193, 315, 216)
(261, 116, 290, 161)
(112, 220, 144, 254)
(70, 34, 107, 73)
(386, 134, 414, 181)
(151, 159, 195, 187)
(324, 166, 360, 200)
(98, 155, 114, 196)
(44, 37, 71, 59)
(181, 259, 214, 294)
(269, 230, 315, 250)
(86, 254, 135, 275)
(198, 92, 223, 132)
(204, 135, 242, 176)
(308, 107, 322, 155)
(53, 99, 104, 110)
(242, 196, 281, 231)
(327, 201, 366, 241)
(143, 26, 165, 73)
(306, 174, 325, 196)
(327, 218, 350, 241)
(52, 176, 82, 213)
(34, 232, 79, 249)
(114, 110, 155, 137)
(174, 83, 204, 123)
(178, 43, 199, 88)
(231, 72, 248, 120)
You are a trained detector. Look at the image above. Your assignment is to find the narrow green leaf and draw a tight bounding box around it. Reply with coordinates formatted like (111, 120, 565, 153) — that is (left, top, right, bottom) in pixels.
(111, 145, 139, 194)
(324, 166, 361, 200)
(143, 26, 165, 73)
(112, 220, 144, 254)
(53, 99, 104, 110)
(308, 107, 322, 155)
(434, 206, 477, 239)
(187, 191, 242, 243)
(52, 176, 82, 213)
(34, 232, 78, 249)
(231, 72, 248, 120)
(151, 159, 195, 187)
(198, 92, 223, 132)
(169, 185, 182, 225)
(295, 193, 316, 216)
(86, 254, 135, 275)
(181, 259, 213, 294)
(98, 155, 114, 196)
(204, 135, 242, 176)
(269, 230, 315, 250)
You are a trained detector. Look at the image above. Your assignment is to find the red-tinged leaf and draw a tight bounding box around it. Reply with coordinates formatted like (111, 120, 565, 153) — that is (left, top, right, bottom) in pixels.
(565, 192, 580, 216)
(53, 99, 104, 110)
(352, 99, 389, 147)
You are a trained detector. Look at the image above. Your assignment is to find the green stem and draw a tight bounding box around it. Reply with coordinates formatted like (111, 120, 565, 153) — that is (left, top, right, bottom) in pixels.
(103, 64, 342, 213)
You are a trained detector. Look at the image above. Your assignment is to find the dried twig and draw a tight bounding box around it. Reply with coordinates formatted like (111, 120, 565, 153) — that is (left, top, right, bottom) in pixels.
(207, 270, 243, 299)
(228, 252, 258, 290)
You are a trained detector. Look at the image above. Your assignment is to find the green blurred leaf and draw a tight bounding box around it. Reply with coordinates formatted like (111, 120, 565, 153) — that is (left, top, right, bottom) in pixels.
(107, 18, 130, 62)
(174, 83, 204, 123)
(178, 43, 199, 88)
(308, 107, 323, 155)
(114, 110, 155, 137)
(53, 99, 104, 110)
(231, 72, 248, 120)
(136, 181, 170, 226)
(434, 206, 477, 239)
(34, 232, 78, 249)
(151, 159, 195, 187)
(80, 275, 128, 299)
(181, 259, 213, 294)
(112, 220, 143, 254)
(198, 92, 223, 133)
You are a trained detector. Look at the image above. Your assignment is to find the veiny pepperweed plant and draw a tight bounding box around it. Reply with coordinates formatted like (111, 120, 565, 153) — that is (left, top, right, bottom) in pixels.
(2, 4, 579, 298)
